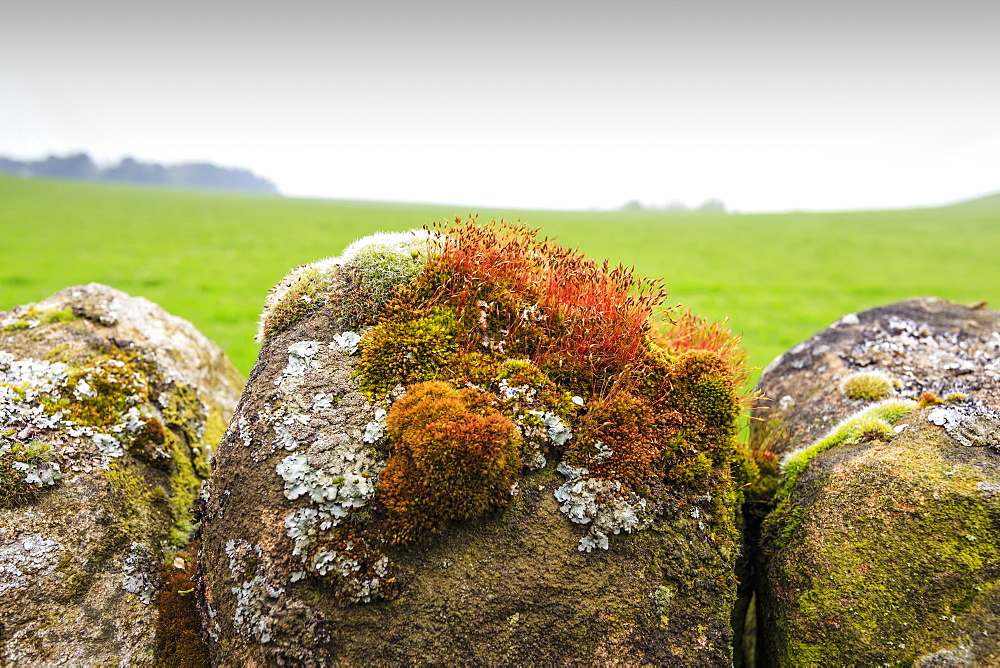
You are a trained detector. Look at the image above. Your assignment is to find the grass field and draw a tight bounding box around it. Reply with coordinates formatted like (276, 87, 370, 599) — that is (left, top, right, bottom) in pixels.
(3, 174, 999, 389)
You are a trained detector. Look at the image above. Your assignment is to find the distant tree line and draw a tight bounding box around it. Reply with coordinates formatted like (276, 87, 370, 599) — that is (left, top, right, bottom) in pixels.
(620, 198, 726, 213)
(0, 153, 278, 194)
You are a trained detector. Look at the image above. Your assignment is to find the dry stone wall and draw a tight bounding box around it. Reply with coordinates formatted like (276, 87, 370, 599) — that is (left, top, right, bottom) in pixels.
(0, 284, 242, 666)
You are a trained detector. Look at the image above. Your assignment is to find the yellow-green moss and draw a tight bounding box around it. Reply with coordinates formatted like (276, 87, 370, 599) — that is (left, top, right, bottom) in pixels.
(102, 463, 158, 541)
(840, 371, 894, 401)
(0, 440, 60, 508)
(763, 429, 1000, 665)
(2, 306, 77, 331)
(355, 308, 458, 398)
(780, 399, 917, 494)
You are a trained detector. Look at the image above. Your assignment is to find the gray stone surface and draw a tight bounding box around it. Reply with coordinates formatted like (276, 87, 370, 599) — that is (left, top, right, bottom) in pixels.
(0, 284, 242, 666)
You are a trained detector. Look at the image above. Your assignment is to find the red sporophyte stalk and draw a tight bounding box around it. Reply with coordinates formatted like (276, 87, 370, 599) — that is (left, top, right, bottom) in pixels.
(427, 217, 670, 392)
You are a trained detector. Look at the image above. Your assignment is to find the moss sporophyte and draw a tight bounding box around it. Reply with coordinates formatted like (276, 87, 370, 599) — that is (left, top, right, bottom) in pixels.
(260, 219, 750, 579)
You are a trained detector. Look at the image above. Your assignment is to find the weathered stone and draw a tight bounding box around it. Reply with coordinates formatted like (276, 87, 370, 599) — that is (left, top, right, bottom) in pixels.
(0, 283, 243, 665)
(752, 297, 1000, 665)
(200, 227, 746, 665)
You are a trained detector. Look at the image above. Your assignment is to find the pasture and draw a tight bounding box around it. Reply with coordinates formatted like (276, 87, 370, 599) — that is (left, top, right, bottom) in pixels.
(2, 174, 998, 389)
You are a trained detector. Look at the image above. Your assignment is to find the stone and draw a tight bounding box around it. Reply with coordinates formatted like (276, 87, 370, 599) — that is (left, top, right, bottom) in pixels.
(199, 223, 748, 665)
(0, 283, 243, 665)
(750, 297, 1000, 666)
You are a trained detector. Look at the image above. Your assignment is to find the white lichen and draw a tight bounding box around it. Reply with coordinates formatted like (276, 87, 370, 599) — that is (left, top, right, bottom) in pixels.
(122, 542, 157, 605)
(332, 331, 362, 355)
(0, 533, 61, 595)
(554, 462, 652, 551)
(529, 410, 573, 446)
(92, 433, 124, 459)
(929, 404, 1000, 450)
(362, 408, 387, 444)
(281, 341, 322, 379)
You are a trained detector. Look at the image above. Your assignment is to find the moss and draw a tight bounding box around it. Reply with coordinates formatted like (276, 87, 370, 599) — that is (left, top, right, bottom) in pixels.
(565, 391, 660, 483)
(2, 306, 77, 331)
(762, 426, 1000, 665)
(257, 261, 340, 342)
(664, 350, 741, 449)
(840, 371, 894, 401)
(154, 542, 210, 667)
(0, 440, 61, 508)
(333, 244, 428, 329)
(379, 380, 522, 544)
(355, 308, 458, 398)
(780, 399, 917, 495)
(52, 348, 158, 426)
(102, 463, 158, 541)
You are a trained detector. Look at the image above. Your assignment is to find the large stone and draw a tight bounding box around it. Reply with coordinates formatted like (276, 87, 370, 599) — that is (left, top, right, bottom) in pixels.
(752, 297, 1000, 665)
(199, 225, 747, 665)
(0, 283, 243, 665)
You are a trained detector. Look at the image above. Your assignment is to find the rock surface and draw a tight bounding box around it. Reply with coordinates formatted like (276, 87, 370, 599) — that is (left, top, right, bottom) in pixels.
(199, 225, 747, 665)
(0, 283, 243, 665)
(752, 297, 1000, 666)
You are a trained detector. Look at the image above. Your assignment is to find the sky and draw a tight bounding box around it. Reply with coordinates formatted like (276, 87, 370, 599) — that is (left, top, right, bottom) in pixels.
(1, 0, 999, 212)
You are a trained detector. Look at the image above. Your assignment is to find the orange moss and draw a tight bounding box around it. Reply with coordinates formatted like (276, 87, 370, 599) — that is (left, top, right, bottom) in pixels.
(420, 217, 670, 393)
(153, 541, 209, 667)
(565, 392, 661, 484)
(379, 381, 522, 544)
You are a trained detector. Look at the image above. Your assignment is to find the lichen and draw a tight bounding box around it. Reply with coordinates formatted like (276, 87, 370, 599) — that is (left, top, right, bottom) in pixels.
(928, 403, 1000, 450)
(553, 461, 654, 552)
(0, 441, 62, 508)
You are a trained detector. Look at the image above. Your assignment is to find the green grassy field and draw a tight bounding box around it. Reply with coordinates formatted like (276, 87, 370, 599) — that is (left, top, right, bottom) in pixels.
(3, 174, 999, 389)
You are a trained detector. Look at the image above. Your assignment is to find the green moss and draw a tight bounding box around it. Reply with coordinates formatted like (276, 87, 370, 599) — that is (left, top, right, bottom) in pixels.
(840, 371, 894, 401)
(0, 440, 61, 508)
(355, 308, 458, 398)
(764, 433, 1000, 665)
(334, 245, 428, 329)
(51, 349, 158, 426)
(1, 306, 77, 331)
(665, 350, 741, 449)
(102, 463, 158, 541)
(780, 399, 917, 494)
(257, 261, 339, 342)
(165, 435, 203, 547)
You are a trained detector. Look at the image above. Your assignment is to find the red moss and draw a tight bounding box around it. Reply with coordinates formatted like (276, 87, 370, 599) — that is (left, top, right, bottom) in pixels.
(153, 541, 209, 667)
(422, 217, 670, 393)
(565, 392, 661, 484)
(379, 381, 522, 545)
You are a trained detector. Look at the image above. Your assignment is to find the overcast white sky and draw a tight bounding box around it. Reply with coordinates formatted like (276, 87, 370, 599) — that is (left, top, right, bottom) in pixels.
(2, 0, 998, 211)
